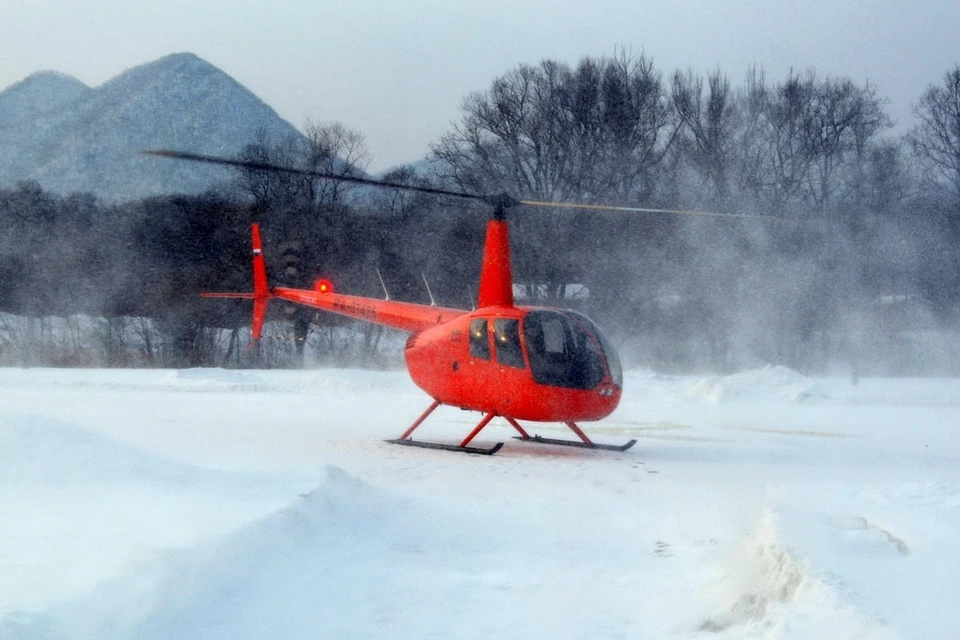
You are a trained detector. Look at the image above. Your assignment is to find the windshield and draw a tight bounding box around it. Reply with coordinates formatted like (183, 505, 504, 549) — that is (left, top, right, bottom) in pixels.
(566, 310, 623, 387)
(522, 310, 614, 390)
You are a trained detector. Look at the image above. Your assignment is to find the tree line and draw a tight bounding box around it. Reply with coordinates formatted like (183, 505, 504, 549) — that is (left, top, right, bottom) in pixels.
(1, 54, 959, 374)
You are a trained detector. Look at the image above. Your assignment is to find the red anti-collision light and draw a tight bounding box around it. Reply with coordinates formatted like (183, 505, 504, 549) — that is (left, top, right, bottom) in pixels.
(315, 279, 333, 294)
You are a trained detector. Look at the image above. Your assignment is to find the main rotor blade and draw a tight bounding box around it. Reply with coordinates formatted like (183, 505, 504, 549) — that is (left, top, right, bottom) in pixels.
(140, 149, 484, 202)
(518, 198, 781, 221)
(142, 149, 778, 221)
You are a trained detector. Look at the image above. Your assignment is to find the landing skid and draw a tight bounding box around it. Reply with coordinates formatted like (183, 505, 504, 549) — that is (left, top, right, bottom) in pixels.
(387, 401, 633, 456)
(387, 401, 507, 455)
(385, 438, 504, 455)
(513, 435, 637, 452)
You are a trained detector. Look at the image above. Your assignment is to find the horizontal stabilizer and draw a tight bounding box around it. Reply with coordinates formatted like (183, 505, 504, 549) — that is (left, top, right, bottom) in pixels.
(200, 292, 256, 299)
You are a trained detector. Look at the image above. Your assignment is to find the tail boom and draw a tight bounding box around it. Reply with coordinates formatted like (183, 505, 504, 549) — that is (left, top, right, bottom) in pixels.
(203, 223, 465, 339)
(273, 287, 463, 334)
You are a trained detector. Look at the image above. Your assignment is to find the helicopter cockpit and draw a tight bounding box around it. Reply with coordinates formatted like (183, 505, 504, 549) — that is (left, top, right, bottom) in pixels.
(522, 310, 622, 390)
(470, 309, 622, 391)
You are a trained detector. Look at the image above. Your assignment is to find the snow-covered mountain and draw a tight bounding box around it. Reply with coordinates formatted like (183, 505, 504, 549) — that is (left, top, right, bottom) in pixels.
(0, 53, 304, 202)
(0, 70, 91, 125)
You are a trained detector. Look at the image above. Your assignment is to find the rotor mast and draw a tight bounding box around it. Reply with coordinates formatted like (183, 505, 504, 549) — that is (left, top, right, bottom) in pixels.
(474, 194, 520, 308)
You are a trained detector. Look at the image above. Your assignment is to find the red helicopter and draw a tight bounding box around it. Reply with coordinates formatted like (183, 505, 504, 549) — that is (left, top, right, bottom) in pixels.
(144, 150, 762, 455)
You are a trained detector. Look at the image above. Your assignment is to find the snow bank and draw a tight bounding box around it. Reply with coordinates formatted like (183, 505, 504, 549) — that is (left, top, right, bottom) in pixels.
(2, 415, 237, 485)
(0, 467, 493, 639)
(771, 482, 960, 639)
(0, 415, 315, 617)
(623, 365, 815, 405)
(0, 465, 743, 639)
(699, 511, 896, 639)
(626, 365, 960, 408)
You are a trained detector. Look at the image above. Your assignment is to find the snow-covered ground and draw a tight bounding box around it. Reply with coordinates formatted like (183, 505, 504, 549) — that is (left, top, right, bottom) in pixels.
(1, 366, 957, 639)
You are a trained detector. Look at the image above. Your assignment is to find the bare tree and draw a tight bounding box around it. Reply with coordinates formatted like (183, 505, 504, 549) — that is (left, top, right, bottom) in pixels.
(234, 122, 371, 214)
(908, 64, 960, 202)
(430, 52, 682, 303)
(596, 51, 681, 203)
(301, 120, 371, 211)
(432, 60, 573, 199)
(432, 51, 680, 204)
(727, 70, 891, 218)
(672, 68, 738, 208)
(801, 75, 891, 215)
(759, 71, 816, 214)
(236, 128, 309, 210)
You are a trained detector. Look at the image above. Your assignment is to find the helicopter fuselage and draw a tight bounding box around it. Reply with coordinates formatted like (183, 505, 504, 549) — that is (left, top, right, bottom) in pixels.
(405, 306, 622, 422)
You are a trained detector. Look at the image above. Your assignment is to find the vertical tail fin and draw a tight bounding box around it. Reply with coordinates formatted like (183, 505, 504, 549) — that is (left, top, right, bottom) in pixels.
(250, 223, 269, 341)
(201, 223, 271, 342)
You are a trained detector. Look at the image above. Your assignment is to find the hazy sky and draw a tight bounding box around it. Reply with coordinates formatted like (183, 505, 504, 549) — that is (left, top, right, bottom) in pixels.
(2, 0, 958, 172)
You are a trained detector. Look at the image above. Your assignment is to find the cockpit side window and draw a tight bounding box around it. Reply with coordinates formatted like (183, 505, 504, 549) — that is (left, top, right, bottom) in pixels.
(494, 318, 525, 369)
(469, 318, 490, 360)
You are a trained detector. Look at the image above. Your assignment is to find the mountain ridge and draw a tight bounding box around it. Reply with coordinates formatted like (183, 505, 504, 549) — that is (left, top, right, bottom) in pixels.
(0, 71, 91, 124)
(0, 53, 305, 202)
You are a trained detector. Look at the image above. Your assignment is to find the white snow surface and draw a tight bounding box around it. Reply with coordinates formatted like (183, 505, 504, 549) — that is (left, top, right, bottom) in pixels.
(0, 365, 958, 639)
